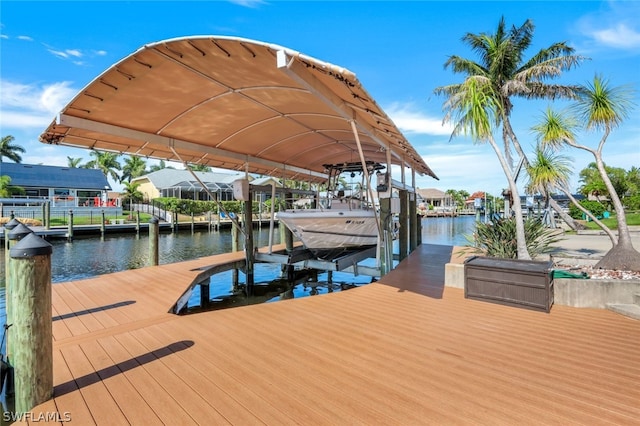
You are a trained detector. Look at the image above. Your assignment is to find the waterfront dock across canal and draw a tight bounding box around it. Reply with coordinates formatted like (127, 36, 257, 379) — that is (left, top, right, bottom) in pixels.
(15, 244, 640, 424)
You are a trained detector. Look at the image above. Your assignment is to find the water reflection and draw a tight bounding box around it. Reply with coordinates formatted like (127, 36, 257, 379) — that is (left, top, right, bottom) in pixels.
(421, 215, 476, 246)
(0, 227, 280, 284)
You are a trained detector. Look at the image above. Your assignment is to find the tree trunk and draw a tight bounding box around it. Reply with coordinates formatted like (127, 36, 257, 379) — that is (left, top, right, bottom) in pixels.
(504, 124, 587, 232)
(488, 137, 531, 260)
(549, 198, 586, 231)
(562, 190, 617, 245)
(593, 152, 635, 249)
(596, 244, 640, 272)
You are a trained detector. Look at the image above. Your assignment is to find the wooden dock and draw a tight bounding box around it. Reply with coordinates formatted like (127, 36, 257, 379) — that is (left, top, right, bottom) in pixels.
(14, 244, 640, 424)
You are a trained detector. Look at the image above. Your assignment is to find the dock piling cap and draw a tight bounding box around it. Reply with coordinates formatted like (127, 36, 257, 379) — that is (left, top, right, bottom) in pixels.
(3, 218, 22, 231)
(10, 232, 53, 258)
(8, 223, 33, 241)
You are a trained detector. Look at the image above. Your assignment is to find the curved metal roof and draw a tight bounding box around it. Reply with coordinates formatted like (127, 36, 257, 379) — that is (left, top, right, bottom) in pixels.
(40, 36, 437, 184)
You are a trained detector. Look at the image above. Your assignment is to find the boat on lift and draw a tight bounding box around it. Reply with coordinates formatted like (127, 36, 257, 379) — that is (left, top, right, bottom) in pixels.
(276, 162, 384, 259)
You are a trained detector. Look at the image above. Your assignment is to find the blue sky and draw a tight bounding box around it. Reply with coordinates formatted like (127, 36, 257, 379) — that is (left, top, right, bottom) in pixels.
(1, 0, 639, 195)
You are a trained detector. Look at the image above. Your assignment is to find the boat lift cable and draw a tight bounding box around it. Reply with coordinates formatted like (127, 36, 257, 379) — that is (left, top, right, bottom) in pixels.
(169, 147, 246, 237)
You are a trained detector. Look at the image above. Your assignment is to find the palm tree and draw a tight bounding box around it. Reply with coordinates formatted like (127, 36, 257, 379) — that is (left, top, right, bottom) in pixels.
(578, 162, 608, 201)
(0, 135, 26, 163)
(149, 159, 174, 172)
(532, 76, 639, 270)
(0, 176, 25, 198)
(84, 150, 122, 183)
(121, 181, 144, 211)
(443, 76, 531, 260)
(525, 146, 616, 244)
(434, 16, 585, 230)
(67, 156, 83, 168)
(122, 155, 148, 182)
(189, 164, 211, 172)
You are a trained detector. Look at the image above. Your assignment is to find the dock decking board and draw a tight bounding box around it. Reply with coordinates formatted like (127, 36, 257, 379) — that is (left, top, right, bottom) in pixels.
(17, 243, 640, 424)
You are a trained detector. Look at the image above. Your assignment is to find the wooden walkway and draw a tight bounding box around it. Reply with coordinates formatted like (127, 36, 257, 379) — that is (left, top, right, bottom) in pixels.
(16, 244, 640, 425)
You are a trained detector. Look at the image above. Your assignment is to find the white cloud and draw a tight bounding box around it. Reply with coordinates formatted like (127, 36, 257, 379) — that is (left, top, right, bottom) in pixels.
(66, 49, 82, 58)
(591, 23, 640, 49)
(47, 47, 70, 59)
(228, 0, 266, 8)
(385, 103, 453, 136)
(0, 35, 8, 40)
(0, 80, 77, 130)
(45, 44, 85, 60)
(17, 35, 33, 41)
(575, 2, 640, 51)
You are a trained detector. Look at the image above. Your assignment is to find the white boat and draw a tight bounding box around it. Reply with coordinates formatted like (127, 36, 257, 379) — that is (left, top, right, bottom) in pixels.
(276, 162, 383, 259)
(277, 208, 378, 257)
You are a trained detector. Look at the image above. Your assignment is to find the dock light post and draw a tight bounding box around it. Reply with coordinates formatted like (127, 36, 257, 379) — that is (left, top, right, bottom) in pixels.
(149, 217, 159, 266)
(9, 232, 53, 414)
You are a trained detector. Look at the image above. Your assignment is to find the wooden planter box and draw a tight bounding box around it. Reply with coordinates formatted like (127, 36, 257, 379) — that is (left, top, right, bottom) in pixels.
(464, 256, 554, 313)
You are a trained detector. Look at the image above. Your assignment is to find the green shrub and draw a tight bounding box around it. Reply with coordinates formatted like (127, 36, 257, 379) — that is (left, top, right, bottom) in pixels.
(568, 199, 606, 219)
(466, 217, 561, 259)
(623, 195, 640, 210)
(153, 197, 244, 215)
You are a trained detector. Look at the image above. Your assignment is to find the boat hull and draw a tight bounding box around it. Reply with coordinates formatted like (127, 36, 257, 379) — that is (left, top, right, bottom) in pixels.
(277, 209, 378, 255)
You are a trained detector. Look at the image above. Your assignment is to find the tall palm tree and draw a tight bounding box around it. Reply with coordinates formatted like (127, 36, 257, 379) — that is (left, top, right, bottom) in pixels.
(84, 150, 122, 183)
(435, 16, 585, 229)
(67, 156, 83, 168)
(0, 135, 26, 163)
(532, 76, 639, 270)
(443, 76, 531, 260)
(122, 155, 148, 182)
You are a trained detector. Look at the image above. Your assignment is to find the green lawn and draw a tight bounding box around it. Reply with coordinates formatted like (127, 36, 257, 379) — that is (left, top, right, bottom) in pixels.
(50, 211, 153, 226)
(582, 213, 640, 230)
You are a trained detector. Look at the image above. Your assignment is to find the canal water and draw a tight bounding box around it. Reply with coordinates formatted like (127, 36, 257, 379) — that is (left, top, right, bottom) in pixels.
(0, 215, 476, 314)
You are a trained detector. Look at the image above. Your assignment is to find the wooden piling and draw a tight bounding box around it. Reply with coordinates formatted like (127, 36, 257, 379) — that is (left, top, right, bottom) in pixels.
(149, 217, 159, 266)
(3, 218, 22, 289)
(231, 221, 240, 286)
(379, 197, 392, 275)
(9, 233, 53, 414)
(135, 210, 140, 234)
(67, 210, 74, 241)
(101, 210, 106, 237)
(191, 212, 195, 233)
(200, 282, 210, 308)
(244, 198, 254, 288)
(44, 201, 50, 230)
(399, 189, 408, 261)
(409, 193, 418, 251)
(6, 223, 34, 335)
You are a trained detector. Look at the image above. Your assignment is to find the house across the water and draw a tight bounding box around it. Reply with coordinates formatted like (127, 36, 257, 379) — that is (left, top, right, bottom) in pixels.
(1, 162, 113, 208)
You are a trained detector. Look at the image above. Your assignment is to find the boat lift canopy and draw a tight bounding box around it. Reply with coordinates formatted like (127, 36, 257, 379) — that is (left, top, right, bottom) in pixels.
(40, 36, 438, 184)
